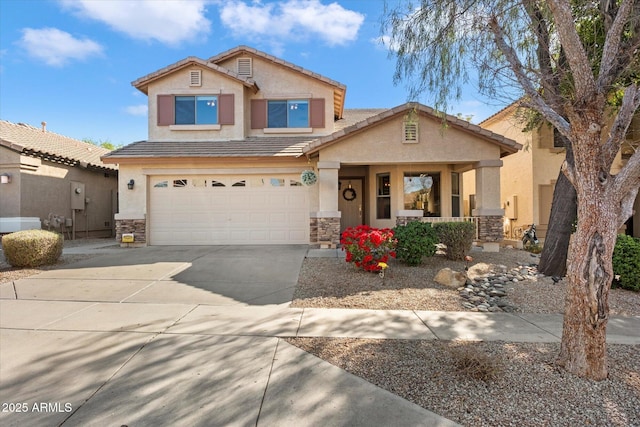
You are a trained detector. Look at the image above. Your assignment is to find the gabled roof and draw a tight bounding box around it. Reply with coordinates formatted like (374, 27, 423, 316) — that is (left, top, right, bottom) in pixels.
(209, 45, 347, 120)
(303, 103, 522, 157)
(131, 56, 259, 95)
(101, 137, 314, 162)
(0, 120, 117, 172)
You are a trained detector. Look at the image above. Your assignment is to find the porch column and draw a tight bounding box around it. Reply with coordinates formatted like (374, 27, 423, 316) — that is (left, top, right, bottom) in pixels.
(472, 160, 504, 252)
(310, 161, 341, 248)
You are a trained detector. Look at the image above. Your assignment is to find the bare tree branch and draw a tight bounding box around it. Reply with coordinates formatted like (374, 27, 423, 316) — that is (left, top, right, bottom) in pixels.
(603, 84, 640, 166)
(547, 0, 597, 101)
(598, 0, 635, 90)
(488, 15, 570, 135)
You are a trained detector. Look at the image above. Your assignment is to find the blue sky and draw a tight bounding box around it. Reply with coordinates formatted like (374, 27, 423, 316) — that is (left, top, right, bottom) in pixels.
(0, 0, 504, 146)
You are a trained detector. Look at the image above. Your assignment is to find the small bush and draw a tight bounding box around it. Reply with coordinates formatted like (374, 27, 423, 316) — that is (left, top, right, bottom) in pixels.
(393, 221, 438, 266)
(450, 344, 502, 381)
(433, 222, 476, 261)
(612, 234, 640, 292)
(2, 229, 63, 268)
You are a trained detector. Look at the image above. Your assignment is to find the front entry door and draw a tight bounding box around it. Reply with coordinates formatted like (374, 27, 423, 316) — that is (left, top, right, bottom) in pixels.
(338, 178, 363, 234)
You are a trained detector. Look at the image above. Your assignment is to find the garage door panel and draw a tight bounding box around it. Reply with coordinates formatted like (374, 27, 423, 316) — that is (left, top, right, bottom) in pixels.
(150, 174, 309, 245)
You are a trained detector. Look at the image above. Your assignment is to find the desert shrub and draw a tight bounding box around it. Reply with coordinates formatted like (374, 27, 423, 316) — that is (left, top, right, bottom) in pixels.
(1, 229, 63, 267)
(433, 222, 476, 260)
(612, 234, 640, 292)
(450, 344, 502, 381)
(393, 221, 438, 266)
(341, 225, 396, 272)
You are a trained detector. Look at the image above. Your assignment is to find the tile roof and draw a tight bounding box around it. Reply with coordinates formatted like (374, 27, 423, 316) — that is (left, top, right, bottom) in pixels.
(102, 137, 315, 161)
(304, 103, 522, 157)
(0, 120, 117, 171)
(131, 57, 259, 95)
(209, 46, 346, 119)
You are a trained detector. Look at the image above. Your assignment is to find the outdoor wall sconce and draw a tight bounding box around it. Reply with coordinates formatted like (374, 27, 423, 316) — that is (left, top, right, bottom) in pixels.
(127, 179, 135, 190)
(0, 173, 11, 184)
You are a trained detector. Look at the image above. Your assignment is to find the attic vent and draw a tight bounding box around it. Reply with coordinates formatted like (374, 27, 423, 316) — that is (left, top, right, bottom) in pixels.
(189, 70, 202, 87)
(237, 58, 252, 77)
(403, 122, 418, 143)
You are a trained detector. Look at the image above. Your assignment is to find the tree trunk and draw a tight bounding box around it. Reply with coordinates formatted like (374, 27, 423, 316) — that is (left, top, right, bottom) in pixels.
(539, 131, 576, 277)
(538, 172, 576, 276)
(557, 133, 617, 380)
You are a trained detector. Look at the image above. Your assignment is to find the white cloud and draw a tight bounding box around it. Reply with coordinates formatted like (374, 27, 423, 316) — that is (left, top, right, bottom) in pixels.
(18, 28, 103, 67)
(60, 0, 211, 46)
(124, 104, 148, 116)
(220, 0, 364, 46)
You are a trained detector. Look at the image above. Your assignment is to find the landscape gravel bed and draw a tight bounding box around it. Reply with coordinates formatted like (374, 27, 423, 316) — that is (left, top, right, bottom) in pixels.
(286, 338, 640, 427)
(290, 247, 640, 426)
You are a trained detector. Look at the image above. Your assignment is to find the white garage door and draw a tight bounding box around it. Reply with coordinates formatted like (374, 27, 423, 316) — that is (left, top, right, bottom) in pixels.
(149, 175, 309, 245)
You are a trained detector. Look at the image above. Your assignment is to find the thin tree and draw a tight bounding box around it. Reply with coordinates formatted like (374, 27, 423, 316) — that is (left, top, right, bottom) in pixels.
(383, 0, 640, 380)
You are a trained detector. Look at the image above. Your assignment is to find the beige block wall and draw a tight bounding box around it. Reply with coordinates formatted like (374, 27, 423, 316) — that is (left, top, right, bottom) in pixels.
(0, 147, 22, 217)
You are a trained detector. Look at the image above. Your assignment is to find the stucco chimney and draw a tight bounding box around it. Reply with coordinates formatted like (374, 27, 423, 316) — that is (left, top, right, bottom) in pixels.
(41, 121, 47, 132)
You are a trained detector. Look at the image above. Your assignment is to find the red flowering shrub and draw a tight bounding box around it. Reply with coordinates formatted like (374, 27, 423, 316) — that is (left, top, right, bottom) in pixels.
(340, 225, 397, 272)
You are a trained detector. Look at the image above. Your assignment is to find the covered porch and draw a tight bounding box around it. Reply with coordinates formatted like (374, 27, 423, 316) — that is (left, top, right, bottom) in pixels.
(303, 103, 521, 251)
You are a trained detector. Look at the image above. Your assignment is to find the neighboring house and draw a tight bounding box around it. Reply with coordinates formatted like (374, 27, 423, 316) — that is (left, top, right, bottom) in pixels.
(102, 45, 521, 249)
(476, 104, 640, 241)
(0, 120, 118, 238)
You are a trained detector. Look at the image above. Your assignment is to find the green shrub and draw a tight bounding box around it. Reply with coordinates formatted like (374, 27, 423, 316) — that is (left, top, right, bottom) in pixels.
(612, 234, 640, 292)
(433, 222, 476, 261)
(393, 221, 438, 266)
(1, 229, 63, 268)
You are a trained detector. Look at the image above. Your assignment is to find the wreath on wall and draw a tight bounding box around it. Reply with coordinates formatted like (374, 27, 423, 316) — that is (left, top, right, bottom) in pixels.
(342, 187, 357, 201)
(301, 170, 317, 186)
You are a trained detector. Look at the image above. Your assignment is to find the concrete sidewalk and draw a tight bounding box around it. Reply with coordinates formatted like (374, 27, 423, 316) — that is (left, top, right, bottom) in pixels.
(1, 243, 638, 427)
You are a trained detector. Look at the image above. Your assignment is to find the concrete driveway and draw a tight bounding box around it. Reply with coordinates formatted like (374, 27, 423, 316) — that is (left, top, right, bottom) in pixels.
(4, 245, 308, 306)
(1, 244, 460, 427)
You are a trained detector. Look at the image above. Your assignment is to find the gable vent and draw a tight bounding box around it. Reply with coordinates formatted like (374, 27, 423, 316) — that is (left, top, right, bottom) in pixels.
(237, 58, 252, 77)
(189, 69, 202, 87)
(404, 122, 418, 143)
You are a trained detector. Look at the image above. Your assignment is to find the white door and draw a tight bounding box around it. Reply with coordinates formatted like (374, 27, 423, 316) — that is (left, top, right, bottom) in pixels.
(149, 175, 309, 245)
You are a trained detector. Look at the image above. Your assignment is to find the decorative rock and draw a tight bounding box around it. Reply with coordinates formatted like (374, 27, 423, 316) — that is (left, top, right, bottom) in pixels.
(434, 268, 467, 288)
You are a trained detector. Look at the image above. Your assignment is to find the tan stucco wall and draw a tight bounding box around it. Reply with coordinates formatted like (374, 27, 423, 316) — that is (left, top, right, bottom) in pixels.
(0, 147, 22, 217)
(116, 157, 311, 220)
(147, 66, 246, 141)
(146, 57, 337, 142)
(0, 147, 117, 236)
(218, 55, 336, 138)
(318, 115, 502, 164)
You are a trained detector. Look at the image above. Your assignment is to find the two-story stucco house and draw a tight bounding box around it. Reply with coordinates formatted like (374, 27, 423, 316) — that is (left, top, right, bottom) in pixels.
(102, 46, 521, 249)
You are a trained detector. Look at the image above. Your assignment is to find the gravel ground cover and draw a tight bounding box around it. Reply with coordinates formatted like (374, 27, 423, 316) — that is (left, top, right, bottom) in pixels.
(290, 247, 640, 426)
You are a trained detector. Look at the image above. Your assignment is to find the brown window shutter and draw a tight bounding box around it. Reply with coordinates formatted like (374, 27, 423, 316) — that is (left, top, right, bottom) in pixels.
(218, 94, 234, 125)
(157, 95, 174, 126)
(310, 98, 325, 128)
(251, 99, 267, 129)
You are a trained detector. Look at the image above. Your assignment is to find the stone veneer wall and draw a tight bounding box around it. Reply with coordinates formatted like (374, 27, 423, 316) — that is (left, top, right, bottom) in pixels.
(116, 218, 146, 246)
(477, 216, 503, 242)
(310, 217, 340, 248)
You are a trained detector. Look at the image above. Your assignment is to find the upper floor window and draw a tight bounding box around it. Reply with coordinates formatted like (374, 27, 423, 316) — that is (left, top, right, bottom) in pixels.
(176, 96, 218, 125)
(267, 100, 309, 128)
(157, 94, 234, 127)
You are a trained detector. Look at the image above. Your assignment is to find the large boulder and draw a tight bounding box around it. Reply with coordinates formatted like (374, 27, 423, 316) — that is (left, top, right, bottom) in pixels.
(434, 268, 467, 288)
